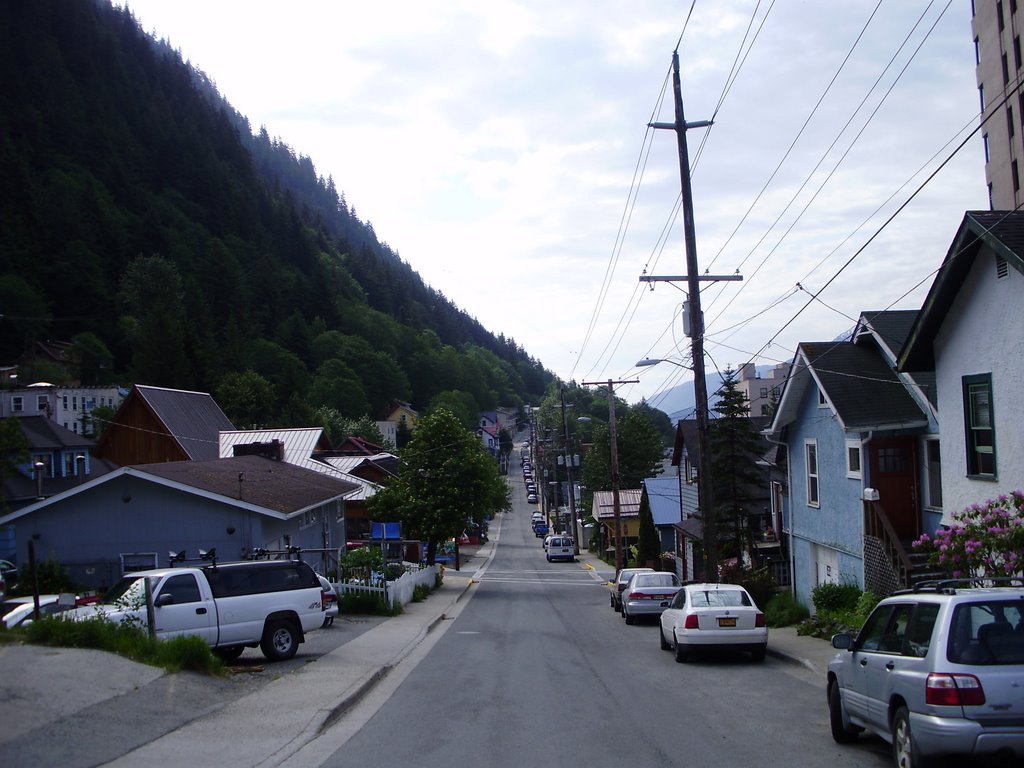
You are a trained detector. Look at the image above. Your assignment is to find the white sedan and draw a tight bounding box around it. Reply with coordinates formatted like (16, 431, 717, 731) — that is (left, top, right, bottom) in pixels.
(659, 582, 768, 663)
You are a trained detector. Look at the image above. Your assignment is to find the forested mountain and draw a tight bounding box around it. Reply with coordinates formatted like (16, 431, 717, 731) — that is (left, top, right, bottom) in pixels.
(0, 0, 552, 429)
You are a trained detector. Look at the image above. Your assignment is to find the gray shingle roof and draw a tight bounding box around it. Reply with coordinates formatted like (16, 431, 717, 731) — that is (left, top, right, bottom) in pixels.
(901, 210, 1024, 371)
(801, 342, 927, 430)
(135, 455, 357, 514)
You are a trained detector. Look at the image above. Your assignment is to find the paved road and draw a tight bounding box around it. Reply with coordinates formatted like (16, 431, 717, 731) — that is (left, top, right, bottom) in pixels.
(301, 477, 893, 768)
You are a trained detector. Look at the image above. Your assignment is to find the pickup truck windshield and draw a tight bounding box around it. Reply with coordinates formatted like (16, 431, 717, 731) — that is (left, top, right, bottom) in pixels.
(100, 575, 151, 607)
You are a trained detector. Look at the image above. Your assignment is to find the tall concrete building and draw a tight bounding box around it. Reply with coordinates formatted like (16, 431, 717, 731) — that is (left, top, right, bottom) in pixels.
(973, 0, 1024, 209)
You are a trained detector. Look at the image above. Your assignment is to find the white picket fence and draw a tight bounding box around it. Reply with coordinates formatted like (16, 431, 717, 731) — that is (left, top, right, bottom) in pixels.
(335, 564, 437, 609)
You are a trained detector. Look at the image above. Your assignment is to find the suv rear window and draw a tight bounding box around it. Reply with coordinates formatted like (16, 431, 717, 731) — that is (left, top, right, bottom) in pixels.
(947, 598, 1024, 665)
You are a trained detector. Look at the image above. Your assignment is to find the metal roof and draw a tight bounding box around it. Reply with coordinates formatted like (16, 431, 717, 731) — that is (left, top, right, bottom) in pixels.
(134, 385, 235, 461)
(642, 476, 682, 526)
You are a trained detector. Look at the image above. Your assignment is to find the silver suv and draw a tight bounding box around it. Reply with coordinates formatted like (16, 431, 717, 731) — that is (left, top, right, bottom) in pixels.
(826, 580, 1024, 767)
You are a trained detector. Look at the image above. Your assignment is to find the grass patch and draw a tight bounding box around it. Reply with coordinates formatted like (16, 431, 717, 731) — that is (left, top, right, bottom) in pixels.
(19, 615, 224, 675)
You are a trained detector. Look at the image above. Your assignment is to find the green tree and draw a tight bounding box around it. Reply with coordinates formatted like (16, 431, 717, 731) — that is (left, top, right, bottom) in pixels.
(426, 390, 479, 430)
(367, 408, 510, 564)
(497, 427, 513, 461)
(636, 491, 661, 566)
(118, 255, 190, 386)
(70, 331, 114, 384)
(709, 367, 765, 561)
(83, 404, 117, 439)
(0, 419, 30, 512)
(216, 370, 275, 428)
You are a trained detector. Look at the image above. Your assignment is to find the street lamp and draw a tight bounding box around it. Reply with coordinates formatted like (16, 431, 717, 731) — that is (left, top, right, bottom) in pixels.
(635, 355, 717, 581)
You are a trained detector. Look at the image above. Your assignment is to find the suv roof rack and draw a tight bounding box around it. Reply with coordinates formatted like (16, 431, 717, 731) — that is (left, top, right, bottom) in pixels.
(894, 576, 1024, 595)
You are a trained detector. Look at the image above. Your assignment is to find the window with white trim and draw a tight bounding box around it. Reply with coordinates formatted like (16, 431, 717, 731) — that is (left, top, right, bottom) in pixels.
(817, 388, 828, 408)
(845, 440, 862, 479)
(805, 440, 819, 507)
(12, 396, 23, 412)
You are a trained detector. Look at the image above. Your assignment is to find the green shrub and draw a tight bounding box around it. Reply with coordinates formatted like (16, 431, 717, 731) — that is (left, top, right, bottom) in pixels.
(811, 582, 862, 614)
(22, 615, 223, 674)
(412, 584, 430, 602)
(434, 570, 444, 590)
(719, 564, 778, 610)
(764, 591, 810, 627)
(337, 591, 391, 615)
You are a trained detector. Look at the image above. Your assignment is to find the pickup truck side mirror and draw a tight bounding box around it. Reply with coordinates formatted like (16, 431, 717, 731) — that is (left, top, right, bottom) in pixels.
(155, 592, 175, 608)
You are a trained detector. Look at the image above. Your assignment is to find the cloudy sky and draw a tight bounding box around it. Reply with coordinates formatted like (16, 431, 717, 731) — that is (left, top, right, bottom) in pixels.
(123, 1, 987, 407)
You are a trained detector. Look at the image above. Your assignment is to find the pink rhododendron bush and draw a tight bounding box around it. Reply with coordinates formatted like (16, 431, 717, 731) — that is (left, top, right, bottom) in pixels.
(912, 491, 1024, 579)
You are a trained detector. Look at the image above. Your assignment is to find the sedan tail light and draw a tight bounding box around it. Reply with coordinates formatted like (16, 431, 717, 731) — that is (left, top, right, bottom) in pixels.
(684, 614, 700, 629)
(755, 612, 766, 627)
(628, 591, 647, 600)
(925, 673, 986, 706)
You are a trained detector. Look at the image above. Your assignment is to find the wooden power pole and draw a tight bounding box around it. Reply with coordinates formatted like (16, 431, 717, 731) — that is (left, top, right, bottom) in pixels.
(582, 378, 638, 573)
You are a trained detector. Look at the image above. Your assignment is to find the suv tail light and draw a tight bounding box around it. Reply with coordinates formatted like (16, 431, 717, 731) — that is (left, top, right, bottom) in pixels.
(755, 612, 766, 627)
(684, 614, 700, 629)
(320, 589, 329, 611)
(926, 673, 986, 706)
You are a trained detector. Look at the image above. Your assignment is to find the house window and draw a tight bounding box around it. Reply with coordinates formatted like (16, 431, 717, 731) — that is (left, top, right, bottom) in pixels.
(980, 83, 986, 113)
(72, 395, 77, 410)
(999, 0, 1006, 31)
(984, 133, 991, 162)
(1016, 35, 1022, 69)
(63, 395, 68, 409)
(759, 387, 768, 398)
(846, 440, 862, 479)
(1004, 53, 1011, 86)
(975, 36, 981, 65)
(989, 182, 994, 209)
(761, 404, 770, 416)
(37, 395, 48, 411)
(925, 439, 942, 509)
(963, 374, 996, 477)
(817, 388, 828, 407)
(1008, 104, 1016, 137)
(805, 440, 819, 507)
(11, 396, 23, 412)
(1014, 160, 1020, 192)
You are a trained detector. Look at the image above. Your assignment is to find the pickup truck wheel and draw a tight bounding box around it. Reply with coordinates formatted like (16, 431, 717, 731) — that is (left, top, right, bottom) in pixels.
(261, 619, 299, 661)
(215, 645, 244, 662)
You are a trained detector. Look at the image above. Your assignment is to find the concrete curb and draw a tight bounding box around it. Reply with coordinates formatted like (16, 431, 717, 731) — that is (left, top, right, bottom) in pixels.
(316, 572, 476, 736)
(765, 645, 818, 673)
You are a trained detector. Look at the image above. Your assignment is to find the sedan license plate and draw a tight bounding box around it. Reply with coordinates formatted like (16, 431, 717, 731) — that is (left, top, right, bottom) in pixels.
(717, 616, 737, 627)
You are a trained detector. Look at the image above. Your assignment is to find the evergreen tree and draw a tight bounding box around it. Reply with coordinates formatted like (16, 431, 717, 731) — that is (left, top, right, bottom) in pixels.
(636, 491, 661, 566)
(709, 367, 765, 563)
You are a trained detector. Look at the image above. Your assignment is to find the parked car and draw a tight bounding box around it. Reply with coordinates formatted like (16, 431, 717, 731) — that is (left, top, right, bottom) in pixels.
(659, 582, 767, 662)
(609, 567, 655, 612)
(1, 594, 78, 629)
(533, 521, 549, 537)
(317, 575, 339, 628)
(0, 559, 17, 600)
(621, 571, 681, 624)
(527, 493, 538, 503)
(545, 536, 575, 562)
(827, 580, 1024, 768)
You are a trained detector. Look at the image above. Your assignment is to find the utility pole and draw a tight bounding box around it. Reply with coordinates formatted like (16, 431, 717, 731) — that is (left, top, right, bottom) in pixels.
(583, 378, 638, 573)
(560, 387, 579, 554)
(646, 49, 727, 580)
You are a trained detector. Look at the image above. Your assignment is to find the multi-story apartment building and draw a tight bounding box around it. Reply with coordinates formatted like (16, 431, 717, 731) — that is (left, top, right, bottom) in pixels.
(53, 387, 124, 436)
(973, 0, 1024, 208)
(735, 362, 792, 417)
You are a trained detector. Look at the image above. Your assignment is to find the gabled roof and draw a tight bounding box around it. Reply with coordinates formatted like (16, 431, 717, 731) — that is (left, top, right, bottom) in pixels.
(856, 310, 936, 409)
(335, 435, 385, 455)
(135, 385, 234, 461)
(0, 455, 358, 525)
(592, 488, 641, 519)
(900, 210, 1024, 371)
(769, 341, 927, 434)
(8, 415, 94, 450)
(642, 476, 681, 526)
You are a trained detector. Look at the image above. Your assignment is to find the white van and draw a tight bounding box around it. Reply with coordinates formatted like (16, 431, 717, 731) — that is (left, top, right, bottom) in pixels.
(546, 536, 575, 562)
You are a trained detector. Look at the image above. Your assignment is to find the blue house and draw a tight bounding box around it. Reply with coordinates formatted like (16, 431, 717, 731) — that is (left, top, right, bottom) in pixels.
(0, 454, 357, 590)
(766, 310, 938, 608)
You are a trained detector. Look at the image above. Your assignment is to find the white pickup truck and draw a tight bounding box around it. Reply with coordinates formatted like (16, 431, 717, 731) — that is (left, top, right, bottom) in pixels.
(72, 559, 328, 661)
